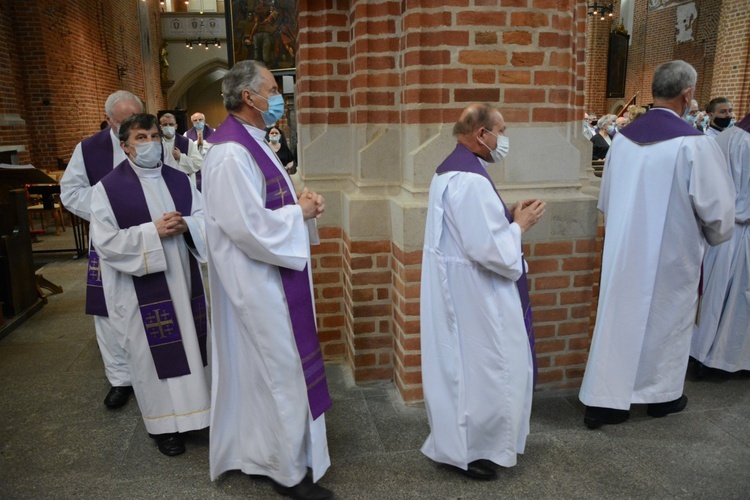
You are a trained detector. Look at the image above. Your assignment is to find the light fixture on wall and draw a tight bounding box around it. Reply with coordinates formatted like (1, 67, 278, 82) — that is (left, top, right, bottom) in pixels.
(587, 1, 614, 21)
(185, 37, 221, 50)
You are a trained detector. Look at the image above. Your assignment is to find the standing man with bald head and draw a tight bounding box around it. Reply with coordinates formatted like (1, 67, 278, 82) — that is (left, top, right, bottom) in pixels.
(61, 90, 143, 409)
(420, 103, 545, 480)
(184, 112, 214, 153)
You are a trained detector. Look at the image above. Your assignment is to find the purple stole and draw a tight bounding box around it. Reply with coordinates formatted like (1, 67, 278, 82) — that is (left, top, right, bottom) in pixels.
(173, 134, 189, 155)
(185, 125, 213, 142)
(436, 144, 538, 387)
(210, 115, 331, 419)
(99, 160, 208, 379)
(619, 107, 703, 144)
(81, 128, 117, 317)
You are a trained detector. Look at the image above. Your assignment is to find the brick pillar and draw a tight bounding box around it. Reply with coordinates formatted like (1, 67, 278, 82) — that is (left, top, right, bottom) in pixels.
(584, 9, 613, 116)
(711, 0, 750, 114)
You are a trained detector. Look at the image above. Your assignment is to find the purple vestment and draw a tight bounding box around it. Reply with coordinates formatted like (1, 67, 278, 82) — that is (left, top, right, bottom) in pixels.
(100, 160, 208, 379)
(619, 107, 704, 144)
(436, 143, 538, 387)
(209, 115, 332, 420)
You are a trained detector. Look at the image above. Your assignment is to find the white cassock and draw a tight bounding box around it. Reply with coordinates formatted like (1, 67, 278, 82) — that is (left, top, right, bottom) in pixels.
(203, 124, 329, 486)
(60, 128, 130, 387)
(580, 109, 735, 410)
(692, 124, 750, 371)
(89, 161, 210, 435)
(420, 167, 533, 470)
(162, 136, 203, 184)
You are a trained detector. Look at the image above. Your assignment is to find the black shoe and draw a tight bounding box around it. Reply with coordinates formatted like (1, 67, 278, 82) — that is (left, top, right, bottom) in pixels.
(103, 386, 133, 409)
(449, 460, 497, 480)
(271, 476, 333, 500)
(647, 395, 688, 418)
(153, 433, 185, 456)
(584, 406, 630, 429)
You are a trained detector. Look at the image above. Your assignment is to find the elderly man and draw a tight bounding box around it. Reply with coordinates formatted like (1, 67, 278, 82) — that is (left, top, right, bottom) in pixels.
(579, 60, 735, 429)
(60, 90, 142, 409)
(692, 110, 750, 375)
(203, 60, 332, 500)
(89, 113, 210, 456)
(160, 112, 203, 181)
(421, 103, 545, 480)
(184, 112, 214, 151)
(705, 97, 734, 139)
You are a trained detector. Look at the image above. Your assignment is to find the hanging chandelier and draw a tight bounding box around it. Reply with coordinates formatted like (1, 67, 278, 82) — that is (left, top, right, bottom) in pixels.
(185, 37, 221, 50)
(587, 1, 614, 21)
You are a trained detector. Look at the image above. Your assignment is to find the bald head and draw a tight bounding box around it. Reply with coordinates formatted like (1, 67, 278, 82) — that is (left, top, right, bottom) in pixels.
(454, 103, 506, 162)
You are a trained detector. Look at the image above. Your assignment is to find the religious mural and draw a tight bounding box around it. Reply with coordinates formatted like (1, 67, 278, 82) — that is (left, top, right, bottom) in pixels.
(648, 0, 694, 11)
(226, 0, 298, 70)
(675, 3, 698, 43)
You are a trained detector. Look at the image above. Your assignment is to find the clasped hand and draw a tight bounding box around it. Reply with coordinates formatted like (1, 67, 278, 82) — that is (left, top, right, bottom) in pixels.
(512, 199, 546, 233)
(155, 211, 187, 238)
(297, 188, 325, 220)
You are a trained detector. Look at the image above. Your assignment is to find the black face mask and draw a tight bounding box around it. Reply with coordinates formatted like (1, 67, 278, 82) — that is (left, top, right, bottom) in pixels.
(714, 116, 732, 128)
(590, 120, 598, 126)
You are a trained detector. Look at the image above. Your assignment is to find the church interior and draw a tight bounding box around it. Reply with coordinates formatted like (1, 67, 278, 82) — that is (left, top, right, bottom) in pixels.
(1, 0, 749, 497)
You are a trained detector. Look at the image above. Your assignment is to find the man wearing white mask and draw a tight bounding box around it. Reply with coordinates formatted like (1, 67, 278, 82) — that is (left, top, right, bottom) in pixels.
(420, 102, 545, 480)
(160, 113, 203, 183)
(89, 113, 210, 457)
(61, 90, 142, 410)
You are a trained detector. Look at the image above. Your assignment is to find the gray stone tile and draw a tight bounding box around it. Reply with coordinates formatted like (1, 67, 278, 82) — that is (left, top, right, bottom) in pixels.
(529, 395, 582, 434)
(363, 392, 429, 453)
(325, 361, 390, 402)
(326, 396, 384, 458)
(605, 411, 750, 497)
(0, 340, 88, 377)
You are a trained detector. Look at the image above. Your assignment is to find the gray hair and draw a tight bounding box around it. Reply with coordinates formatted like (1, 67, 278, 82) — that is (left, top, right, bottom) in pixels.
(597, 115, 615, 129)
(222, 60, 267, 112)
(652, 60, 697, 100)
(105, 90, 143, 117)
(160, 112, 176, 122)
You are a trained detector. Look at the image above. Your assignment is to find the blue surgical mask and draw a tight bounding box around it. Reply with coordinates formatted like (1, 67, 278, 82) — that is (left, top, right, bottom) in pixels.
(162, 125, 175, 138)
(254, 93, 285, 127)
(700, 116, 709, 128)
(269, 136, 280, 143)
(194, 121, 205, 131)
(607, 124, 615, 135)
(130, 141, 162, 169)
(686, 115, 698, 125)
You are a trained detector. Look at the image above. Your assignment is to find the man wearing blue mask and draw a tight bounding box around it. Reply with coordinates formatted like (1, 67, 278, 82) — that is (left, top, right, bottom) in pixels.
(421, 103, 545, 481)
(160, 112, 203, 184)
(202, 60, 332, 500)
(184, 112, 214, 153)
(89, 113, 210, 457)
(61, 90, 142, 411)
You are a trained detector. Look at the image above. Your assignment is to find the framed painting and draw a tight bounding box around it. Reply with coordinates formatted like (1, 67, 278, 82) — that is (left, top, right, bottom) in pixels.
(606, 31, 630, 99)
(225, 0, 298, 73)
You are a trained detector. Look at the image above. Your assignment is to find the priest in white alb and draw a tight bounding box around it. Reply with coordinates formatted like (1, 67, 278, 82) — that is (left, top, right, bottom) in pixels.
(579, 60, 735, 429)
(202, 60, 333, 500)
(159, 112, 203, 187)
(421, 103, 545, 480)
(691, 110, 750, 373)
(60, 90, 142, 410)
(89, 113, 210, 456)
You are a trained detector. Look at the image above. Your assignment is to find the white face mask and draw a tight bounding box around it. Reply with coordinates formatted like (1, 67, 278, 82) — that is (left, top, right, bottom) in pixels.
(130, 141, 162, 169)
(480, 129, 510, 163)
(162, 125, 175, 138)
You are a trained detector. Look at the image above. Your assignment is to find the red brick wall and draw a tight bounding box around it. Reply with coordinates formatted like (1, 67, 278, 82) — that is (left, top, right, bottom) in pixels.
(1, 0, 166, 170)
(0, 0, 31, 164)
(711, 0, 750, 114)
(298, 0, 585, 126)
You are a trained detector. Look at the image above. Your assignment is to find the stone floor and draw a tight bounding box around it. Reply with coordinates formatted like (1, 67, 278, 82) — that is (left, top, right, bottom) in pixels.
(2, 233, 750, 498)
